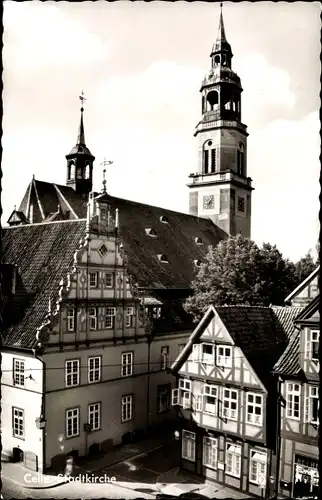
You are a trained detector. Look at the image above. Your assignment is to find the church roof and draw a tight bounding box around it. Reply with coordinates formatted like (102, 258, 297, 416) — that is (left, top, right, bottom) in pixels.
(1, 220, 87, 349)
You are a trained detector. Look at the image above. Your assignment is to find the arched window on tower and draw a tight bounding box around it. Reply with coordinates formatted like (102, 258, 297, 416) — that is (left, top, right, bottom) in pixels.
(222, 54, 227, 66)
(206, 90, 219, 113)
(214, 54, 220, 66)
(69, 162, 75, 180)
(67, 164, 71, 180)
(237, 143, 245, 177)
(202, 96, 205, 114)
(85, 163, 91, 180)
(203, 140, 217, 174)
(76, 167, 82, 180)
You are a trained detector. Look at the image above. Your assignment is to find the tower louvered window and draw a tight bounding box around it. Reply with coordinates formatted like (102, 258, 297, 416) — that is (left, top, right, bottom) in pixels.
(204, 150, 209, 174)
(211, 149, 216, 173)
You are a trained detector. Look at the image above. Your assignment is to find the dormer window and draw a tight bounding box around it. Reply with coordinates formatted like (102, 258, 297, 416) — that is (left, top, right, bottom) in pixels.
(158, 254, 169, 263)
(195, 237, 203, 245)
(160, 215, 169, 224)
(145, 228, 157, 237)
(194, 259, 202, 268)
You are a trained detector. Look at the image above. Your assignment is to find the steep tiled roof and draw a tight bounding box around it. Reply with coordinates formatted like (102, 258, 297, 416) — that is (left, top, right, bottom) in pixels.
(271, 306, 304, 341)
(1, 220, 86, 349)
(108, 195, 227, 289)
(273, 329, 301, 376)
(172, 305, 290, 389)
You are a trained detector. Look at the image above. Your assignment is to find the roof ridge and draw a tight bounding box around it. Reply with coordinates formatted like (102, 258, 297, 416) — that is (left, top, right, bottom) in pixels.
(4, 219, 87, 229)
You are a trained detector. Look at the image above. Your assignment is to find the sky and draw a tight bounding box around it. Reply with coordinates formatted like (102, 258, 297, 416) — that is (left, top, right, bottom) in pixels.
(2, 1, 321, 262)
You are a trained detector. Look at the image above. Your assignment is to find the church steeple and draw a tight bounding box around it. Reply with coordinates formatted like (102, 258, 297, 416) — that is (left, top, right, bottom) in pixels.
(66, 92, 95, 198)
(187, 4, 254, 238)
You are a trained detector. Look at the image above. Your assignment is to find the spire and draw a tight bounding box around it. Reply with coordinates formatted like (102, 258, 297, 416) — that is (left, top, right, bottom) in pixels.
(77, 91, 86, 146)
(211, 3, 232, 59)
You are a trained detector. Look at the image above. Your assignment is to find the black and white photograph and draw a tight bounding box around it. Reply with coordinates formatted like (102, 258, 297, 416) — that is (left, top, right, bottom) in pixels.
(1, 1, 320, 500)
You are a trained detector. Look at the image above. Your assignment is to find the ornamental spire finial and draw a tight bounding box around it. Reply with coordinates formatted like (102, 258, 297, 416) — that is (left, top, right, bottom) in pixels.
(100, 158, 114, 193)
(77, 91, 86, 145)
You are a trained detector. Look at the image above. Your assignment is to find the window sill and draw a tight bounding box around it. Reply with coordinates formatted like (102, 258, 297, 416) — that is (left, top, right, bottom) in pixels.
(203, 463, 217, 470)
(246, 420, 263, 427)
(65, 433, 80, 440)
(88, 379, 101, 384)
(12, 435, 25, 441)
(225, 471, 240, 479)
(182, 455, 195, 462)
(121, 419, 132, 424)
(121, 374, 133, 378)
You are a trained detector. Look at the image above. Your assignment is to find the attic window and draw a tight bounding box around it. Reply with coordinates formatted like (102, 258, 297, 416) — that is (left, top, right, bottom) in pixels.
(160, 215, 169, 224)
(98, 244, 108, 257)
(194, 259, 202, 267)
(195, 237, 203, 245)
(145, 228, 157, 237)
(158, 254, 169, 264)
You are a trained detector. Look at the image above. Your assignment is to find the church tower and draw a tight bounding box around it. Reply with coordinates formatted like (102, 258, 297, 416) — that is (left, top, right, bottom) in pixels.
(187, 5, 253, 237)
(66, 93, 95, 198)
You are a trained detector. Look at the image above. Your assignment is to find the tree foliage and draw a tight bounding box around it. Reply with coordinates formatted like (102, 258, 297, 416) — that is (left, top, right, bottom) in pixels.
(293, 251, 317, 285)
(184, 235, 298, 321)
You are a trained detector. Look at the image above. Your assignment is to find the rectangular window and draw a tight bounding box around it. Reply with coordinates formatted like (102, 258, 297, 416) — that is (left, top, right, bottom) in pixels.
(13, 359, 25, 386)
(65, 359, 80, 387)
(66, 407, 79, 438)
(125, 307, 134, 328)
(203, 437, 218, 469)
(216, 346, 232, 368)
(249, 451, 267, 485)
(226, 444, 241, 477)
(240, 152, 245, 176)
(182, 430, 196, 462)
(203, 384, 217, 414)
(88, 402, 100, 431)
(286, 383, 301, 419)
(89, 307, 97, 330)
(12, 407, 24, 438)
(204, 150, 209, 174)
(246, 393, 263, 426)
(201, 343, 215, 365)
(121, 395, 132, 422)
(105, 273, 113, 288)
(237, 197, 245, 213)
(161, 346, 170, 370)
(89, 272, 98, 288)
(307, 386, 319, 424)
(305, 330, 319, 361)
(88, 356, 101, 384)
(121, 352, 133, 377)
(179, 379, 191, 391)
(211, 149, 216, 173)
(157, 384, 171, 413)
(223, 389, 238, 421)
(67, 308, 75, 331)
(105, 307, 116, 329)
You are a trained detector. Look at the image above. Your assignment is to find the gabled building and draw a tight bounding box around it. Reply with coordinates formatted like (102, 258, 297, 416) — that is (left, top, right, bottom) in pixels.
(1, 5, 255, 474)
(273, 268, 319, 500)
(170, 304, 296, 499)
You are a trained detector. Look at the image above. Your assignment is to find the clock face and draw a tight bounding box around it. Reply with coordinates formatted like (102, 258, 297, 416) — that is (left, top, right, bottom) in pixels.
(203, 195, 215, 210)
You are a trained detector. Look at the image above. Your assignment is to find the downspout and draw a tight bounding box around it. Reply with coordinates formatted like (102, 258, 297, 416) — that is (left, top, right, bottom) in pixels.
(275, 376, 282, 499)
(34, 350, 46, 473)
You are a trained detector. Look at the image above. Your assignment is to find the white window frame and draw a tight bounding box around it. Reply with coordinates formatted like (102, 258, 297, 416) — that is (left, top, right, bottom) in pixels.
(89, 307, 97, 330)
(121, 352, 133, 377)
(88, 356, 101, 384)
(13, 359, 25, 387)
(286, 382, 301, 420)
(305, 329, 319, 361)
(194, 394, 204, 412)
(89, 272, 98, 288)
(182, 430, 196, 462)
(223, 389, 238, 421)
(179, 379, 191, 391)
(203, 384, 217, 414)
(161, 346, 170, 370)
(65, 359, 80, 387)
(226, 443, 241, 478)
(67, 308, 75, 332)
(88, 402, 101, 431)
(246, 393, 263, 426)
(201, 343, 215, 365)
(306, 385, 319, 424)
(13, 407, 24, 438)
(216, 345, 232, 368)
(203, 436, 218, 469)
(66, 407, 79, 438)
(125, 307, 134, 328)
(105, 272, 113, 288)
(249, 450, 267, 486)
(105, 307, 116, 329)
(121, 395, 132, 422)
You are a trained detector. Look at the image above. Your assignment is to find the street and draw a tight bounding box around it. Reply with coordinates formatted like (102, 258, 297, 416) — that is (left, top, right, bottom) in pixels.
(2, 441, 181, 499)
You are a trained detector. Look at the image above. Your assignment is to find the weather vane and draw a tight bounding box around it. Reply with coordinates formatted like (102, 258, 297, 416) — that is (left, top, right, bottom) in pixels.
(100, 158, 114, 193)
(79, 90, 86, 111)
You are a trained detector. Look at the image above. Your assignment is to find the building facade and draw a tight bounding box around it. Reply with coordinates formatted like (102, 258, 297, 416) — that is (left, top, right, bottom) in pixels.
(274, 268, 320, 500)
(170, 304, 294, 499)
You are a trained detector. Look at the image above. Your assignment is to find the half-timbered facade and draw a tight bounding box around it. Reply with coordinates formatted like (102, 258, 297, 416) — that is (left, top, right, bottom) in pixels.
(273, 268, 320, 500)
(171, 304, 291, 499)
